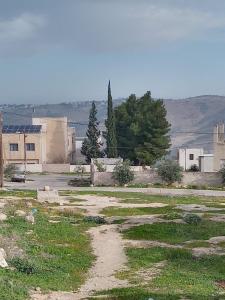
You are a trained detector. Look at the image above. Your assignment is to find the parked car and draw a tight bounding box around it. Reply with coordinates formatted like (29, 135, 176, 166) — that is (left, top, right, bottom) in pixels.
(11, 172, 26, 183)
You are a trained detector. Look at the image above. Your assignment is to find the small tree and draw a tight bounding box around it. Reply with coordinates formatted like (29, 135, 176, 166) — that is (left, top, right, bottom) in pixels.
(112, 160, 134, 186)
(220, 166, 225, 184)
(4, 164, 17, 178)
(81, 101, 104, 163)
(105, 81, 117, 158)
(157, 160, 183, 185)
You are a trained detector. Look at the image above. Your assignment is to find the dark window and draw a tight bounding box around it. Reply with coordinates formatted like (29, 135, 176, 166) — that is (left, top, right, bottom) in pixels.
(10, 143, 18, 151)
(26, 143, 35, 151)
(189, 154, 194, 160)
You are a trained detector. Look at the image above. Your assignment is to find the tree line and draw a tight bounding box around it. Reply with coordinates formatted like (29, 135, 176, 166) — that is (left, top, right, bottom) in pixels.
(81, 81, 171, 165)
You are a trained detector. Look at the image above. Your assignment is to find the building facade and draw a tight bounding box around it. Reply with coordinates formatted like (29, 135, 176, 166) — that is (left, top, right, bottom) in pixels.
(178, 148, 204, 171)
(213, 123, 225, 171)
(3, 117, 75, 165)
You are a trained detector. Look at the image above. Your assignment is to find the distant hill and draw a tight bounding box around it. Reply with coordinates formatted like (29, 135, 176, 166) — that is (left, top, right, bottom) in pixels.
(2, 95, 225, 153)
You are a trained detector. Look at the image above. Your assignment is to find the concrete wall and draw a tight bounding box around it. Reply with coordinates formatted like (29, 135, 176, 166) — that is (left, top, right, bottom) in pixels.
(70, 165, 91, 173)
(17, 164, 43, 173)
(92, 170, 223, 187)
(42, 164, 70, 173)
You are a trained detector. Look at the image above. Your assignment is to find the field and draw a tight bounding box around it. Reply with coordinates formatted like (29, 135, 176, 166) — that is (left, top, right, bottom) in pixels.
(0, 190, 225, 299)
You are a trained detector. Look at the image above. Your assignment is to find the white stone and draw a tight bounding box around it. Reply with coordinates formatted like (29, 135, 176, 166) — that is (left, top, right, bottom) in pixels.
(0, 248, 8, 268)
(25, 213, 35, 224)
(44, 186, 50, 191)
(0, 213, 7, 221)
(15, 210, 26, 217)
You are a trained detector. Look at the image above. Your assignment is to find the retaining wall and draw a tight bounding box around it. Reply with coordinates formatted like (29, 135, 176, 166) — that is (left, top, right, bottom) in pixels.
(92, 171, 223, 187)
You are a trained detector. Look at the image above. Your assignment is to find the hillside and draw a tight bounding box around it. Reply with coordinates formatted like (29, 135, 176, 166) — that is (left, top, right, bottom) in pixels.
(2, 95, 225, 153)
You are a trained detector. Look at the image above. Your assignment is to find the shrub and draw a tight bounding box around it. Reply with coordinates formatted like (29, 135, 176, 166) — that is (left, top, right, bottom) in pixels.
(220, 166, 225, 184)
(94, 160, 106, 172)
(163, 211, 182, 220)
(112, 160, 134, 186)
(10, 258, 39, 274)
(157, 160, 183, 185)
(183, 213, 202, 225)
(4, 164, 18, 178)
(188, 164, 199, 172)
(84, 216, 107, 224)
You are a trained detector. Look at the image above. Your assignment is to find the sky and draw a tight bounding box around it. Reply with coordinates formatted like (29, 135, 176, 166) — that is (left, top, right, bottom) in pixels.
(1, 0, 225, 104)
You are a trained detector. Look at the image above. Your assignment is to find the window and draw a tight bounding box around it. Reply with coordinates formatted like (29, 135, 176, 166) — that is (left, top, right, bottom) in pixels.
(189, 154, 194, 160)
(10, 143, 18, 151)
(26, 143, 35, 151)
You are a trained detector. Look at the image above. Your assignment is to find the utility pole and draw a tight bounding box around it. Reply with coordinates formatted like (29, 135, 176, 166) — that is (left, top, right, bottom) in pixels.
(0, 112, 3, 188)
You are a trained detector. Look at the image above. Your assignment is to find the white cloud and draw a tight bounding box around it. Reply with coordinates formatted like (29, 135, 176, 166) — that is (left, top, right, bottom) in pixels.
(131, 5, 225, 42)
(0, 13, 45, 43)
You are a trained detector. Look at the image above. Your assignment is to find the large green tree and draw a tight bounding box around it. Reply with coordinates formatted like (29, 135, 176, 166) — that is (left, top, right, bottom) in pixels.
(115, 91, 171, 165)
(105, 80, 118, 158)
(81, 101, 104, 163)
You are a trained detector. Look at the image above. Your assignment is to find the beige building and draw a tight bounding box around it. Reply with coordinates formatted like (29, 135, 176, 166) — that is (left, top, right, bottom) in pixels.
(3, 117, 75, 165)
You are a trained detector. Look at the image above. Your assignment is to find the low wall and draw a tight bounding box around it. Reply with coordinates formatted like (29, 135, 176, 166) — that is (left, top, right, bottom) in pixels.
(17, 164, 43, 173)
(93, 171, 161, 186)
(42, 164, 70, 173)
(182, 172, 222, 186)
(92, 170, 223, 187)
(70, 165, 91, 173)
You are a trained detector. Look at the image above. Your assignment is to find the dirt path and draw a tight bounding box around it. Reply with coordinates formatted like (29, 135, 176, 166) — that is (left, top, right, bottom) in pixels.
(32, 194, 132, 300)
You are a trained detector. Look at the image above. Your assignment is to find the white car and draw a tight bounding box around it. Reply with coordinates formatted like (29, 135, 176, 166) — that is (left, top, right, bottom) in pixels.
(11, 172, 26, 183)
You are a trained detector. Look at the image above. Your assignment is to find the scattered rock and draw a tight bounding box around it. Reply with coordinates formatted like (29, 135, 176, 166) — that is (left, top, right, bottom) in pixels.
(0, 213, 7, 221)
(25, 213, 35, 224)
(0, 248, 8, 268)
(176, 204, 222, 212)
(15, 210, 26, 217)
(208, 236, 225, 244)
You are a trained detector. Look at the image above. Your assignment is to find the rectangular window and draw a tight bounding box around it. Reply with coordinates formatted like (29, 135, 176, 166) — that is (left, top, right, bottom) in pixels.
(189, 154, 194, 160)
(26, 143, 35, 151)
(10, 143, 18, 151)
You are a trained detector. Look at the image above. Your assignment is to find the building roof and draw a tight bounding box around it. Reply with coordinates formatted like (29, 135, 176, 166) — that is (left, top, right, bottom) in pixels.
(3, 125, 42, 134)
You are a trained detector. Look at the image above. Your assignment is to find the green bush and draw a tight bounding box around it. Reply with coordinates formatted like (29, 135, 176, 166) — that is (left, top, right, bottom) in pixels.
(84, 216, 107, 224)
(157, 160, 183, 185)
(10, 258, 40, 274)
(183, 213, 202, 225)
(4, 164, 18, 178)
(112, 160, 134, 186)
(188, 164, 200, 172)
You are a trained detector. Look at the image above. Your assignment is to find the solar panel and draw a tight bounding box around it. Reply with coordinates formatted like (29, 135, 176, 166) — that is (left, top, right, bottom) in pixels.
(3, 125, 42, 134)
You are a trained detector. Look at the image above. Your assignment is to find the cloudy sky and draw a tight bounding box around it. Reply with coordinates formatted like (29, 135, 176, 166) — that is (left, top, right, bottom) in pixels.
(1, 0, 225, 103)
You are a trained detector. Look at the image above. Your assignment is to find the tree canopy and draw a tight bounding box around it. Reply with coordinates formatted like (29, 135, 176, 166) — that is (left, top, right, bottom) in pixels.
(81, 101, 104, 163)
(114, 91, 171, 165)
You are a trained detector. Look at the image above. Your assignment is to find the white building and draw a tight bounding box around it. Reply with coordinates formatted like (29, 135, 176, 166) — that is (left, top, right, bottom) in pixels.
(178, 148, 204, 171)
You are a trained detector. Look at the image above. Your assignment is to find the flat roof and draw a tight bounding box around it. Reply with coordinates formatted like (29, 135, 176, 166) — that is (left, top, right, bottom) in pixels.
(3, 125, 42, 134)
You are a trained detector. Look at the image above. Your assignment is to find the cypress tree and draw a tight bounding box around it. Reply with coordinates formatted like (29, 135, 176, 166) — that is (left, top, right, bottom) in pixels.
(105, 80, 118, 158)
(81, 101, 103, 163)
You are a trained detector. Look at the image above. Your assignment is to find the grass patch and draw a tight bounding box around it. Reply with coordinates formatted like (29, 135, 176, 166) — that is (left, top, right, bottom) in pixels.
(101, 206, 178, 217)
(73, 191, 225, 206)
(99, 248, 225, 299)
(0, 203, 94, 299)
(123, 221, 225, 244)
(0, 189, 36, 198)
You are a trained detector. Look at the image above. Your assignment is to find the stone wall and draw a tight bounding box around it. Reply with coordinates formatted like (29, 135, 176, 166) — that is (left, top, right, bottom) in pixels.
(92, 170, 223, 187)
